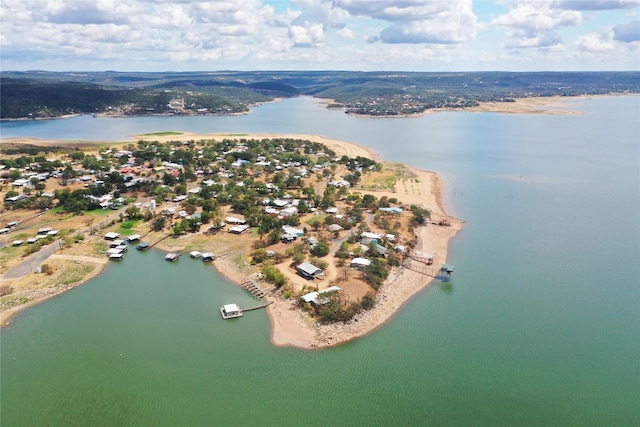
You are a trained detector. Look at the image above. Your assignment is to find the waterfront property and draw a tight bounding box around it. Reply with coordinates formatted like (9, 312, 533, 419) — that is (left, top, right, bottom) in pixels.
(296, 262, 323, 280)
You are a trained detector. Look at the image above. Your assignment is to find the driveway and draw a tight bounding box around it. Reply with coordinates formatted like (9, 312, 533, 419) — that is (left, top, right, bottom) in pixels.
(1, 240, 61, 280)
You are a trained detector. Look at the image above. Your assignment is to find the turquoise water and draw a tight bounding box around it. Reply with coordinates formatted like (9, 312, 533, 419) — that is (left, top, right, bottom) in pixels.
(1, 96, 639, 426)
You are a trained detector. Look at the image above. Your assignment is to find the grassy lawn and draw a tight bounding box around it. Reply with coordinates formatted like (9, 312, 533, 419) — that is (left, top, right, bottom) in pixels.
(361, 163, 416, 191)
(305, 214, 327, 226)
(87, 209, 112, 217)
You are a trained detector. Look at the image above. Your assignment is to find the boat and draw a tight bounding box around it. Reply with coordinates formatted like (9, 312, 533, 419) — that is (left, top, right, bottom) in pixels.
(165, 253, 180, 261)
(189, 251, 202, 258)
(201, 252, 215, 262)
(136, 242, 150, 250)
(220, 304, 243, 319)
(109, 253, 124, 261)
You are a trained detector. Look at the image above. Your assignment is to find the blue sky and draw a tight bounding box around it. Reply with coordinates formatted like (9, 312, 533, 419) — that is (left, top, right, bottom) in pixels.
(1, 0, 638, 71)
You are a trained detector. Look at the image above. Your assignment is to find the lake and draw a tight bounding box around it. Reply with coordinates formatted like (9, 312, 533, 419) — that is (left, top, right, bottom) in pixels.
(1, 96, 639, 426)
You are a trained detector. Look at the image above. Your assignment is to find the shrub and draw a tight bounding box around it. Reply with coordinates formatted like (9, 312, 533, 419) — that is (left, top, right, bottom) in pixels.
(310, 242, 330, 257)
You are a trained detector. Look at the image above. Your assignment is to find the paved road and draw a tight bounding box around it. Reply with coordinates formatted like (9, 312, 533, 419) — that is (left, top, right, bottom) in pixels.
(1, 241, 61, 280)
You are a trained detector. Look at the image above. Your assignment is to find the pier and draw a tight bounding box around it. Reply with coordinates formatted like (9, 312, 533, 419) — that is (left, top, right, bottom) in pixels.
(220, 301, 272, 320)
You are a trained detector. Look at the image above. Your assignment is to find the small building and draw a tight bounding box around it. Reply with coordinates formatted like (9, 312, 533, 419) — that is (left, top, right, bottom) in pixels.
(225, 216, 246, 225)
(301, 286, 341, 306)
(296, 262, 323, 280)
(351, 257, 372, 269)
(281, 234, 297, 243)
(12, 240, 23, 246)
(229, 224, 250, 234)
(327, 224, 343, 232)
(104, 232, 120, 240)
(38, 227, 53, 234)
(379, 207, 403, 214)
(220, 303, 243, 319)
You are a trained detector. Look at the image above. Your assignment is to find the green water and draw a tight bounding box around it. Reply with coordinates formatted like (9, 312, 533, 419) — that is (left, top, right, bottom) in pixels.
(1, 96, 639, 426)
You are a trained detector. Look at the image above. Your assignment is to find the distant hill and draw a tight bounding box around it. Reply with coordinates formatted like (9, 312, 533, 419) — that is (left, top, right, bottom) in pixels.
(1, 70, 638, 119)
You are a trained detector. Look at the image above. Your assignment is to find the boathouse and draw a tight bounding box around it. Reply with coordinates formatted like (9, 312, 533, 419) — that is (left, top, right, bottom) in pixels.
(220, 304, 243, 319)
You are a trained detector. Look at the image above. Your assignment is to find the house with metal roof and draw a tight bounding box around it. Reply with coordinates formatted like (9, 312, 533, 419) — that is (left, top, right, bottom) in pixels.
(296, 262, 323, 280)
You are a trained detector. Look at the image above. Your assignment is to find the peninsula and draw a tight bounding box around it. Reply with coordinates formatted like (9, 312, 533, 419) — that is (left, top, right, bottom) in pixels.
(0, 132, 460, 348)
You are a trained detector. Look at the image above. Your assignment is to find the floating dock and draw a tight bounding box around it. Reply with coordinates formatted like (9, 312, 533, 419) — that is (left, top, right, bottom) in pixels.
(220, 303, 243, 319)
(220, 302, 272, 320)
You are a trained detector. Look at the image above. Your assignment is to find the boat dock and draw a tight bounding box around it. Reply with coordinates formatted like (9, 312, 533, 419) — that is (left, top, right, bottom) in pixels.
(220, 302, 272, 320)
(239, 279, 269, 298)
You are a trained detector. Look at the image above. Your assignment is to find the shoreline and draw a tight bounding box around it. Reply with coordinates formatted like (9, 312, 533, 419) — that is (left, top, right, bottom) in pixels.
(2, 94, 635, 124)
(266, 165, 461, 349)
(0, 132, 458, 349)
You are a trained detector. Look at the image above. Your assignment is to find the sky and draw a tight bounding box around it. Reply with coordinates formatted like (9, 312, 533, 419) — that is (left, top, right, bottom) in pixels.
(1, 0, 639, 72)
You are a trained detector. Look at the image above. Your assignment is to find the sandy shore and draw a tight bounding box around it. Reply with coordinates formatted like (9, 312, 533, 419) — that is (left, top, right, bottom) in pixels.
(266, 163, 461, 348)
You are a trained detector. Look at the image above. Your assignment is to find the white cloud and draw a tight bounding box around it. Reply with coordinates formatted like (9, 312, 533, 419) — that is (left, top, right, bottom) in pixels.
(337, 27, 355, 39)
(335, 0, 479, 44)
(288, 22, 326, 47)
(575, 31, 616, 52)
(492, 2, 582, 49)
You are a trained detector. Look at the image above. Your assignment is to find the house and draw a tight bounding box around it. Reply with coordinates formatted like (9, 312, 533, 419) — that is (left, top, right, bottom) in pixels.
(280, 206, 298, 217)
(282, 225, 304, 236)
(301, 286, 341, 306)
(281, 234, 297, 243)
(296, 262, 324, 280)
(351, 257, 372, 269)
(229, 224, 250, 234)
(379, 207, 403, 214)
(6, 194, 27, 203)
(225, 216, 246, 225)
(361, 231, 383, 240)
(327, 224, 343, 232)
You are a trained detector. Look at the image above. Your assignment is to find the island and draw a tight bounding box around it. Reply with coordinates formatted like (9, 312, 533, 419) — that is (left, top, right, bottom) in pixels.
(0, 132, 461, 348)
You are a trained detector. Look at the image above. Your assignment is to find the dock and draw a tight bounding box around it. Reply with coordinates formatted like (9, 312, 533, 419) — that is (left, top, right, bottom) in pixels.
(165, 253, 180, 261)
(219, 302, 272, 320)
(239, 279, 269, 298)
